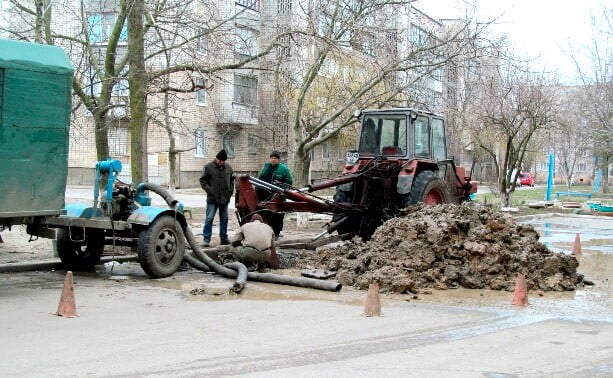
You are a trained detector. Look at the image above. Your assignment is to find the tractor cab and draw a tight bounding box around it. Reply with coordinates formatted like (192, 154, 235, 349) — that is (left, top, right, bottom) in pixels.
(354, 108, 447, 161)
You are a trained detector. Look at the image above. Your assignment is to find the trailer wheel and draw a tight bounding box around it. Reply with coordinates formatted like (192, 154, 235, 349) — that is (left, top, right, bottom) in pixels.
(137, 216, 185, 278)
(56, 228, 105, 270)
(404, 170, 452, 207)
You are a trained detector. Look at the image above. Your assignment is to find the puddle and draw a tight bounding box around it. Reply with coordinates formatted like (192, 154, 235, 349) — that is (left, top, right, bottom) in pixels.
(108, 214, 612, 323)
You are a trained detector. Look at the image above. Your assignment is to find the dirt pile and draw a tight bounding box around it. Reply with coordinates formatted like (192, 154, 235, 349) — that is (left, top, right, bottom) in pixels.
(300, 203, 580, 293)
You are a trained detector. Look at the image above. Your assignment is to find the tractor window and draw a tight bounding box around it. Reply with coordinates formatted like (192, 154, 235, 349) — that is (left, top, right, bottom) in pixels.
(414, 116, 430, 157)
(431, 118, 446, 160)
(358, 115, 407, 156)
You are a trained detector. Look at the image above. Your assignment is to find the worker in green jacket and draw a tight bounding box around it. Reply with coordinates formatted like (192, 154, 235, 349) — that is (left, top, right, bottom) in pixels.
(258, 151, 293, 238)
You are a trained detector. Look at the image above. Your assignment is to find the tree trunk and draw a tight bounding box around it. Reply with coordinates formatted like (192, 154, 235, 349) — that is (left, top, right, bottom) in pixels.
(500, 190, 511, 208)
(602, 152, 609, 193)
(168, 133, 177, 191)
(292, 150, 311, 188)
(94, 111, 110, 161)
(127, 0, 147, 184)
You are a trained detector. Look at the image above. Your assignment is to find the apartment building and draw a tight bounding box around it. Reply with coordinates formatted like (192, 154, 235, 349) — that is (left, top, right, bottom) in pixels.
(1, 0, 457, 188)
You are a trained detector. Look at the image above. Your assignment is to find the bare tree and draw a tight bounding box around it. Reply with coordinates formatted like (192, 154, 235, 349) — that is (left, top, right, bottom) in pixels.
(552, 86, 593, 188)
(475, 59, 556, 207)
(569, 5, 612, 193)
(260, 0, 488, 186)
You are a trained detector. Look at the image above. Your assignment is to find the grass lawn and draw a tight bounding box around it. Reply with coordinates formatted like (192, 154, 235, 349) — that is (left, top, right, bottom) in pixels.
(473, 184, 613, 211)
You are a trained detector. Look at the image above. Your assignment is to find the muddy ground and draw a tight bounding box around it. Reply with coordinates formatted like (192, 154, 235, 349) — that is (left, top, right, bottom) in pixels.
(0, 202, 582, 295)
(299, 203, 581, 293)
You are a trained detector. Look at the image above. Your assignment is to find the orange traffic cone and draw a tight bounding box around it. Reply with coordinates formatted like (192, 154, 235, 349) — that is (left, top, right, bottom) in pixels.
(55, 271, 79, 318)
(511, 273, 528, 307)
(363, 282, 382, 317)
(571, 233, 582, 256)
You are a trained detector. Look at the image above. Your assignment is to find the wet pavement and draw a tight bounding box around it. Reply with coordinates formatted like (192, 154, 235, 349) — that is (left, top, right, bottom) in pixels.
(1, 212, 612, 377)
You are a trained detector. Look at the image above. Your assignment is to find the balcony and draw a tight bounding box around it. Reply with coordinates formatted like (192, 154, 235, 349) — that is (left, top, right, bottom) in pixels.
(236, 0, 259, 12)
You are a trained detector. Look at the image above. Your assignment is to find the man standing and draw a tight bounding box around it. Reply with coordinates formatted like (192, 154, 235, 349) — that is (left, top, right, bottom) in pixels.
(258, 151, 293, 238)
(199, 149, 234, 247)
(229, 214, 279, 269)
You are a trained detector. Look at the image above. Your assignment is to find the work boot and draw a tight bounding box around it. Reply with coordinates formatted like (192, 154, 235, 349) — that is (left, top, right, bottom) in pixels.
(202, 240, 210, 248)
(220, 239, 230, 245)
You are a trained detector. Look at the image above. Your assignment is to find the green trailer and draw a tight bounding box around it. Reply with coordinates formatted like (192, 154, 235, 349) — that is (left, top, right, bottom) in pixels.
(0, 39, 187, 278)
(0, 39, 73, 224)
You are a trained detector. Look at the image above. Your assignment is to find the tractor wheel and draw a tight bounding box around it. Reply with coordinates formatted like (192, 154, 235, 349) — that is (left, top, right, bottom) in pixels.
(332, 189, 355, 236)
(137, 216, 185, 278)
(56, 227, 105, 270)
(404, 170, 453, 207)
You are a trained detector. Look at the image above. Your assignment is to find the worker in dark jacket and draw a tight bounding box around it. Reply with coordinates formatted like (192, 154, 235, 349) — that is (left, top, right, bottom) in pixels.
(199, 149, 234, 247)
(258, 150, 293, 239)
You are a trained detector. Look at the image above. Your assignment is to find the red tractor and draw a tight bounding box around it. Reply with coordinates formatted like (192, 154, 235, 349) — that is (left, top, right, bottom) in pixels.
(235, 108, 477, 240)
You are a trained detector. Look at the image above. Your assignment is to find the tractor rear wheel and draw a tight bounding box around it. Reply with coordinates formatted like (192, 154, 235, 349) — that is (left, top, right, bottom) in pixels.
(137, 216, 185, 278)
(404, 170, 453, 207)
(56, 227, 105, 270)
(331, 189, 355, 236)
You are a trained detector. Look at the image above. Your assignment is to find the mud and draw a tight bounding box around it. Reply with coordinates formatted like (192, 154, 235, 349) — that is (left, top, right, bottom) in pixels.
(299, 203, 581, 294)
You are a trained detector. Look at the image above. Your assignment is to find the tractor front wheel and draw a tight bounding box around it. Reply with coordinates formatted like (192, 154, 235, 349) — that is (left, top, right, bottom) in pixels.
(331, 189, 356, 236)
(137, 216, 185, 278)
(404, 170, 453, 207)
(56, 228, 105, 270)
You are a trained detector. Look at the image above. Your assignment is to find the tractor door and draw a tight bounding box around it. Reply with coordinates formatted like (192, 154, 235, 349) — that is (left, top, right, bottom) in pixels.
(431, 117, 458, 202)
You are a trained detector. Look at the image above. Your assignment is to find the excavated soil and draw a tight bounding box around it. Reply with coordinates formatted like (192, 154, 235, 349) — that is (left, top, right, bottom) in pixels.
(299, 203, 581, 293)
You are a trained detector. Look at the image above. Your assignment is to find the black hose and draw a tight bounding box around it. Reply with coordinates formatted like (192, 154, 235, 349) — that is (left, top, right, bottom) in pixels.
(145, 184, 342, 292)
(183, 253, 211, 272)
(224, 262, 248, 293)
(137, 183, 179, 208)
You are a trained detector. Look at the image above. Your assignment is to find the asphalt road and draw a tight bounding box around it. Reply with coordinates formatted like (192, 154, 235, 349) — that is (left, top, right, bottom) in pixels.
(1, 201, 611, 377)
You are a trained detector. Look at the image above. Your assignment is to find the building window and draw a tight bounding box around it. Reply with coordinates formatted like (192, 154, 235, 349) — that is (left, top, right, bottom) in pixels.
(233, 75, 258, 106)
(196, 78, 206, 106)
(277, 0, 292, 14)
(433, 68, 443, 82)
(276, 26, 291, 58)
(108, 126, 129, 156)
(197, 31, 208, 55)
(195, 129, 206, 157)
(236, 0, 259, 12)
(409, 24, 428, 47)
(222, 134, 235, 158)
(87, 13, 127, 44)
(235, 27, 258, 58)
(385, 31, 398, 55)
(539, 162, 548, 171)
(362, 36, 376, 56)
(577, 163, 586, 172)
(111, 66, 129, 97)
(248, 134, 259, 155)
(322, 141, 330, 161)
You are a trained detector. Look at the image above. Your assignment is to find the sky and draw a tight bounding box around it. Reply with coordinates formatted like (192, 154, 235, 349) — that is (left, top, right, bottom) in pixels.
(413, 0, 608, 84)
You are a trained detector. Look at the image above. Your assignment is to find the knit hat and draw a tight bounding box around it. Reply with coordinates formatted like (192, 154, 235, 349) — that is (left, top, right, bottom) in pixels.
(269, 150, 281, 159)
(216, 149, 228, 161)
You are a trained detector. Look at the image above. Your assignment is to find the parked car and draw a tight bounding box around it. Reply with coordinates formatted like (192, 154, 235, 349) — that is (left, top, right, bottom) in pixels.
(518, 172, 535, 187)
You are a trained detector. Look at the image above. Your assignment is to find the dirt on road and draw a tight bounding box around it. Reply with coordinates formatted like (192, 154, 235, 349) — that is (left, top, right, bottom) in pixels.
(299, 203, 581, 294)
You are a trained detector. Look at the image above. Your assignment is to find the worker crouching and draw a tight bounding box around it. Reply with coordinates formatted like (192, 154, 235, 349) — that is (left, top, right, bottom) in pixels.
(229, 214, 280, 270)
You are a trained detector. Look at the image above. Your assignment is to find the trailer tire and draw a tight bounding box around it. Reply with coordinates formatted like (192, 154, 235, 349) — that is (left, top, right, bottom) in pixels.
(57, 228, 105, 270)
(138, 215, 185, 278)
(404, 170, 452, 207)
